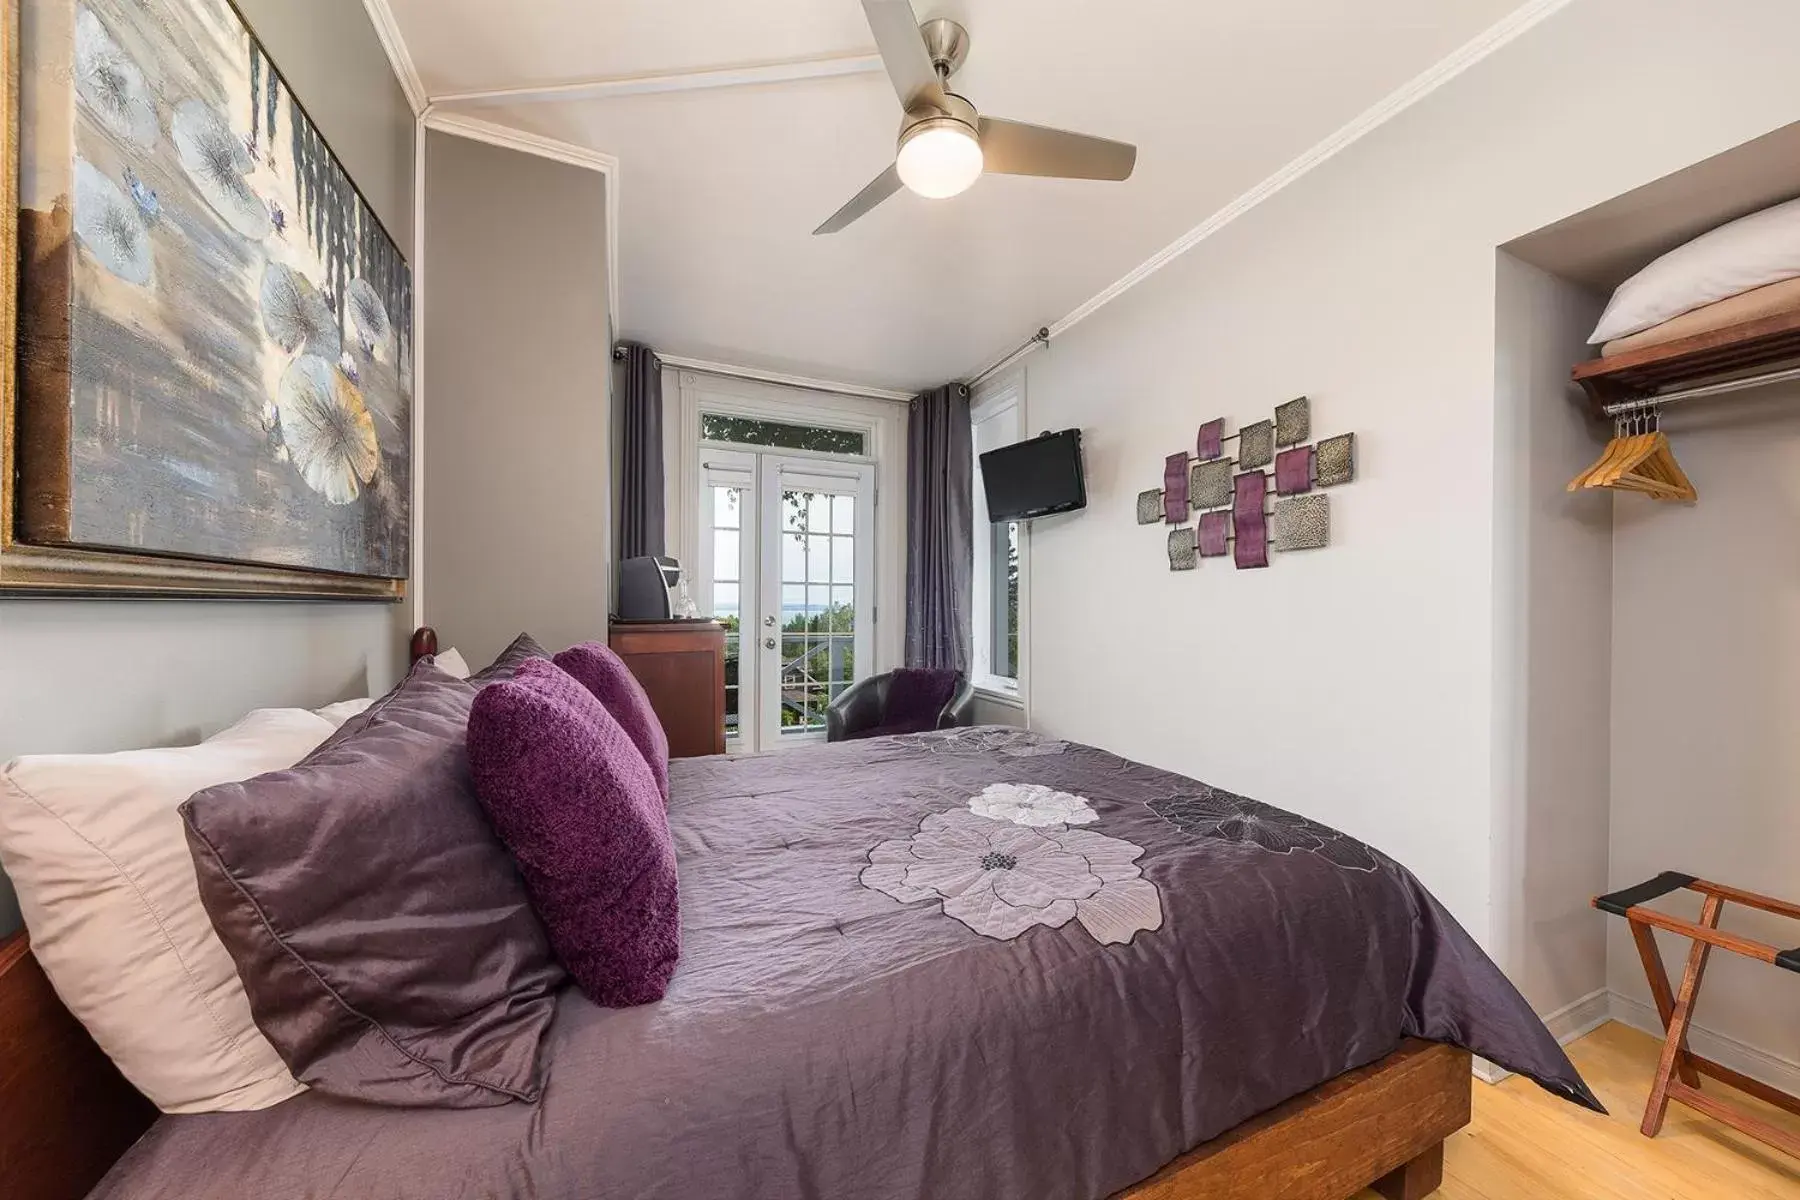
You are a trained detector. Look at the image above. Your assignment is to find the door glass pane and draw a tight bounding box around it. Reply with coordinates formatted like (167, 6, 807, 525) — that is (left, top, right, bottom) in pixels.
(782, 491, 807, 533)
(714, 531, 740, 580)
(805, 535, 831, 583)
(712, 487, 741, 528)
(775, 479, 862, 738)
(702, 415, 866, 455)
(707, 484, 745, 740)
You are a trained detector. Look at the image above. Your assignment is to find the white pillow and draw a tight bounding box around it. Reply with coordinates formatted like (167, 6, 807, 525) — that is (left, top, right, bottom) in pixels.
(313, 696, 376, 727)
(435, 646, 471, 679)
(1591, 196, 1800, 344)
(0, 709, 331, 1113)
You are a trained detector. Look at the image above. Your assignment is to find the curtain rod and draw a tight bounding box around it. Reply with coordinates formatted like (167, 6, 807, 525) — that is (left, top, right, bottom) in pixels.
(612, 347, 913, 404)
(970, 327, 1050, 389)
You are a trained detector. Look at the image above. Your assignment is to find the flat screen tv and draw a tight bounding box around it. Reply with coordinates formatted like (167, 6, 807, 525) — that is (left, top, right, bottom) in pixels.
(980, 428, 1087, 522)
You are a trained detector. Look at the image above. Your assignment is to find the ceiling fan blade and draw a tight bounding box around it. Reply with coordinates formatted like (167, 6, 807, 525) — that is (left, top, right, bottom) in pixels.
(978, 117, 1137, 181)
(861, 0, 944, 111)
(814, 163, 904, 235)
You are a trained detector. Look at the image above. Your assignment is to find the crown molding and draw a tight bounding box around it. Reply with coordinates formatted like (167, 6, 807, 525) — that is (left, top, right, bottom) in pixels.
(422, 110, 620, 173)
(433, 53, 884, 109)
(362, 0, 427, 115)
(421, 110, 621, 328)
(965, 0, 1579, 383)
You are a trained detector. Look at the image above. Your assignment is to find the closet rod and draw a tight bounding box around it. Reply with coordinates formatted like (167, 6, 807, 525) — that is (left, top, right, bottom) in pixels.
(1602, 364, 1800, 417)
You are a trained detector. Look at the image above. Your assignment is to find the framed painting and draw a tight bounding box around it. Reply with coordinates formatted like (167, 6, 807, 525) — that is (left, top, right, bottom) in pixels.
(2, 0, 411, 598)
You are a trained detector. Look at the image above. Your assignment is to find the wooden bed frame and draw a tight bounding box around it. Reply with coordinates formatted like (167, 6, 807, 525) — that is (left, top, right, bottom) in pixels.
(0, 925, 1469, 1200)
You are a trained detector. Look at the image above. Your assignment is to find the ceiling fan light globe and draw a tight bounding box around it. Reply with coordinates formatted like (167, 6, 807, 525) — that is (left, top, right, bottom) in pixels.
(896, 122, 984, 199)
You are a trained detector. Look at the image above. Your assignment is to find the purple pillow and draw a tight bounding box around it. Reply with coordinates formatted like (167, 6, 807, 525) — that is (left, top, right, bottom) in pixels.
(467, 659, 680, 1007)
(553, 642, 670, 802)
(886, 668, 960, 728)
(182, 662, 565, 1108)
(471, 632, 552, 686)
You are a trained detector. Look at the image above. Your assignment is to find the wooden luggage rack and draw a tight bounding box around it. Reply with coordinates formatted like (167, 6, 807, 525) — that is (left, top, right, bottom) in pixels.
(1593, 872, 1800, 1158)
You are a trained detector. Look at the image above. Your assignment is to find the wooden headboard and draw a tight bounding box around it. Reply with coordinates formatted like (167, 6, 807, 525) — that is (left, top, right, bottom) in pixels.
(0, 931, 156, 1200)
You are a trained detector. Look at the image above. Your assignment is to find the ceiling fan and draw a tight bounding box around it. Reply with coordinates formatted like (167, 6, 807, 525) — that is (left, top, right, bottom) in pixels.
(814, 0, 1138, 235)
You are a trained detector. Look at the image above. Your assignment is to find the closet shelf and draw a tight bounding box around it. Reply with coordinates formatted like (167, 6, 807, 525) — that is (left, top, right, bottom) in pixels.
(1572, 307, 1800, 414)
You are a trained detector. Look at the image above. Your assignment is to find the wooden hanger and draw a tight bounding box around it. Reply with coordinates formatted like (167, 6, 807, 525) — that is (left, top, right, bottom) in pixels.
(1566, 407, 1696, 502)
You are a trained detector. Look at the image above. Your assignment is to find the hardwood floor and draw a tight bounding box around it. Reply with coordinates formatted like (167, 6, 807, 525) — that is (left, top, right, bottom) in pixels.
(1353, 1022, 1800, 1199)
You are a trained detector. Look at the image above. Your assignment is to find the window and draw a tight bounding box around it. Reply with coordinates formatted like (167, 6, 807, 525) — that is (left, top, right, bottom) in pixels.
(700, 414, 866, 455)
(971, 383, 1025, 700)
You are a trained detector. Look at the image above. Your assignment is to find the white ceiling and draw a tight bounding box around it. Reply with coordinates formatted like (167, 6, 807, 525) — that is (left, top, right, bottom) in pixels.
(389, 0, 1524, 392)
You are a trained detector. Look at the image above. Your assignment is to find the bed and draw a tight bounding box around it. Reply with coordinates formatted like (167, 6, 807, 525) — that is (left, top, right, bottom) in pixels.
(0, 631, 1597, 1200)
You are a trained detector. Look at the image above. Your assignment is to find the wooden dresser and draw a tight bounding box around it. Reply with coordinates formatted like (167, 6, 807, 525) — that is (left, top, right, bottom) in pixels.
(607, 620, 727, 758)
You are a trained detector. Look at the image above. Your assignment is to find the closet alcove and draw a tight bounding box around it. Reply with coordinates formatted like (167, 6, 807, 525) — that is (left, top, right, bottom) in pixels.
(1491, 119, 1800, 1095)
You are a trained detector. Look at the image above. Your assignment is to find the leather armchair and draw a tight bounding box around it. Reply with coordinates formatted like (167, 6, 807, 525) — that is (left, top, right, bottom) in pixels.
(825, 670, 978, 742)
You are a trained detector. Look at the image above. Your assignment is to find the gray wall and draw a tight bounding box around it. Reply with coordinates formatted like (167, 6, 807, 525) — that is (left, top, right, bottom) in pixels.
(1608, 384, 1800, 1076)
(0, 0, 415, 934)
(1003, 0, 1800, 958)
(1489, 253, 1612, 1021)
(421, 131, 610, 665)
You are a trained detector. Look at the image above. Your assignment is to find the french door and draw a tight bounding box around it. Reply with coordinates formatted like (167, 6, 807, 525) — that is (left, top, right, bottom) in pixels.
(699, 450, 875, 751)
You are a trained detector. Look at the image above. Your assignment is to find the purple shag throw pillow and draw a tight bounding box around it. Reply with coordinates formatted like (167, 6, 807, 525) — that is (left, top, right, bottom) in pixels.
(886, 668, 960, 729)
(467, 658, 680, 1007)
(553, 642, 670, 802)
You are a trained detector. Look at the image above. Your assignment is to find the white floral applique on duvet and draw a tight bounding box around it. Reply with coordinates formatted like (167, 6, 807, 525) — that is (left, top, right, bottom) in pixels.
(860, 807, 1163, 945)
(967, 782, 1097, 828)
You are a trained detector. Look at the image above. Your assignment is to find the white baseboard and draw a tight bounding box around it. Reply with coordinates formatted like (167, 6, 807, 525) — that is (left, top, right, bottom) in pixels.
(1545, 987, 1614, 1045)
(1472, 1057, 1510, 1086)
(1473, 987, 1612, 1087)
(1477, 988, 1800, 1095)
(1608, 991, 1800, 1098)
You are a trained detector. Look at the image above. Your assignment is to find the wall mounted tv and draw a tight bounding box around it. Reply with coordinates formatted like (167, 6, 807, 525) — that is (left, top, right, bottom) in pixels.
(980, 429, 1087, 522)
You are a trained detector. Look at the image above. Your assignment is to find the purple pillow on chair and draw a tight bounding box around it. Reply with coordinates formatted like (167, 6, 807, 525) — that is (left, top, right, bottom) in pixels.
(553, 642, 670, 801)
(467, 659, 681, 1007)
(887, 668, 959, 728)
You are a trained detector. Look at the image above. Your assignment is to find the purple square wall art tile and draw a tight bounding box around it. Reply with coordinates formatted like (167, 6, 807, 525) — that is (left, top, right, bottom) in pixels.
(1163, 453, 1190, 523)
(1233, 472, 1269, 569)
(1275, 447, 1314, 495)
(1198, 511, 1231, 557)
(1197, 419, 1224, 461)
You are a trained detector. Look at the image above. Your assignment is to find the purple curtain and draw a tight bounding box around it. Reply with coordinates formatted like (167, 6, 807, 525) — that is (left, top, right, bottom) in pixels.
(905, 383, 973, 671)
(615, 343, 664, 560)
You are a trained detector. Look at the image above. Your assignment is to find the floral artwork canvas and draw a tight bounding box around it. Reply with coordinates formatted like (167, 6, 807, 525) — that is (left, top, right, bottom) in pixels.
(15, 0, 412, 588)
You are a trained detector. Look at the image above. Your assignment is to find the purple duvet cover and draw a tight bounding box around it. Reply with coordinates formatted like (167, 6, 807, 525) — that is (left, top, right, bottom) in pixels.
(93, 728, 1597, 1200)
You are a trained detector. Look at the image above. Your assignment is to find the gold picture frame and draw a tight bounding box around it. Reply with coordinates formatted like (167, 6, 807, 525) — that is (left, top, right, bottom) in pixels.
(0, 0, 405, 600)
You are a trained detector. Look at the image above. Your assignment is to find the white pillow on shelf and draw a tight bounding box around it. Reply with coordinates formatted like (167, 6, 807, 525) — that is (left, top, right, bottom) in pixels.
(0, 710, 330, 1113)
(1590, 195, 1800, 344)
